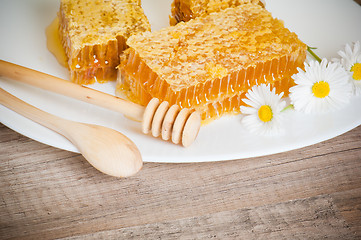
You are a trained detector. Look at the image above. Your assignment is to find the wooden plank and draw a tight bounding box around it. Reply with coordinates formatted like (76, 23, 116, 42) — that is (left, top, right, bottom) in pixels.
(332, 188, 361, 235)
(58, 195, 356, 239)
(1, 124, 361, 239)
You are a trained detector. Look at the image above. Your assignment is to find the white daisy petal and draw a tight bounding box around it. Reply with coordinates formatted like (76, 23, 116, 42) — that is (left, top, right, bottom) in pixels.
(242, 97, 258, 109)
(345, 43, 353, 57)
(289, 59, 352, 114)
(333, 41, 361, 95)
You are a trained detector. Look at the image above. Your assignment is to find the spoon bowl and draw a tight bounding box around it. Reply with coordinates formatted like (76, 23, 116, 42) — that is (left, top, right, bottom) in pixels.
(68, 122, 143, 177)
(0, 87, 142, 177)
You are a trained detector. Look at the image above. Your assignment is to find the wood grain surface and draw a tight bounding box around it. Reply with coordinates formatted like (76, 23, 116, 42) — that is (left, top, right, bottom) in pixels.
(1, 1, 361, 239)
(1, 122, 361, 239)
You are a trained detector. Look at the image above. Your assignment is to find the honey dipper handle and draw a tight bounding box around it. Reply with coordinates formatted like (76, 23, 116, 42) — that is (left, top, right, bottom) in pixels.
(0, 60, 145, 121)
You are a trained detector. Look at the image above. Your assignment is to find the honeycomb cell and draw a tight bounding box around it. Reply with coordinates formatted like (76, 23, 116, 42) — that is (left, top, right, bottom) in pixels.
(170, 0, 264, 25)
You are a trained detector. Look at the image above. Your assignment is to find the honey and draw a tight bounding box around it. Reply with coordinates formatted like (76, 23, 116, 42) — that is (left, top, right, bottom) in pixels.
(45, 17, 67, 68)
(170, 0, 264, 25)
(117, 4, 307, 123)
(118, 51, 299, 123)
(58, 0, 150, 84)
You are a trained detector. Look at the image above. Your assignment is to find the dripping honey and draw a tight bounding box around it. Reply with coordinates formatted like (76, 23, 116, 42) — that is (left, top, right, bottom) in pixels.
(45, 16, 68, 68)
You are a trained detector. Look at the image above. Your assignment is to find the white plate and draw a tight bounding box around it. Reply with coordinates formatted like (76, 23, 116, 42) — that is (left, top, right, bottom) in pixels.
(1, 0, 361, 163)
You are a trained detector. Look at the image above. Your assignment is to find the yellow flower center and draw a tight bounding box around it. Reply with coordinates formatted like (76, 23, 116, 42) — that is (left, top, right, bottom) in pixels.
(351, 62, 361, 81)
(312, 81, 330, 98)
(258, 105, 273, 122)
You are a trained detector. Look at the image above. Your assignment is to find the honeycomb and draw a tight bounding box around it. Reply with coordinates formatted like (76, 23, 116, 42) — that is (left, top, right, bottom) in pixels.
(170, 0, 264, 25)
(58, 0, 150, 84)
(117, 4, 307, 123)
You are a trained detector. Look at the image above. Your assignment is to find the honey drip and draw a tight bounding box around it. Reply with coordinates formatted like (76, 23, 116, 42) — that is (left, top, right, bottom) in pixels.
(45, 17, 68, 68)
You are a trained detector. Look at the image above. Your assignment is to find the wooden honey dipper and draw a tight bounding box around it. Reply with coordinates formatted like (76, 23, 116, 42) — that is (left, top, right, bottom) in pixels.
(0, 60, 201, 147)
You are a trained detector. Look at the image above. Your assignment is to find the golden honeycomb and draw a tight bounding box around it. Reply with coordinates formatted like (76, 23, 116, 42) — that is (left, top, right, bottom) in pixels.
(170, 0, 264, 25)
(117, 4, 307, 123)
(58, 0, 150, 84)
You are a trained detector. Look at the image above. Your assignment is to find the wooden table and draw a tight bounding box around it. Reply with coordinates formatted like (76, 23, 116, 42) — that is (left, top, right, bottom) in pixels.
(2, 122, 361, 239)
(2, 2, 361, 239)
(1, 119, 361, 240)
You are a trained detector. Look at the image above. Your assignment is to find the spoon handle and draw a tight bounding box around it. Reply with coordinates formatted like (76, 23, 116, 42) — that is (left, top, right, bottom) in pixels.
(0, 60, 145, 121)
(0, 87, 69, 137)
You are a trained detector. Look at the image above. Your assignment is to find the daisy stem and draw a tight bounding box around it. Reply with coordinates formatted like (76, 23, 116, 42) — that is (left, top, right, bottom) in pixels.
(307, 46, 322, 63)
(281, 104, 294, 112)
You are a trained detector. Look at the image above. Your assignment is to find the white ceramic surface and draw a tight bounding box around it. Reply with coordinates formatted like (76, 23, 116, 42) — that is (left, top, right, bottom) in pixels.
(1, 0, 361, 162)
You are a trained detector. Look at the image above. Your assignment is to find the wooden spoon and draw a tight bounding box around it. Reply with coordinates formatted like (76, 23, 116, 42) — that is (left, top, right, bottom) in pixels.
(0, 87, 142, 178)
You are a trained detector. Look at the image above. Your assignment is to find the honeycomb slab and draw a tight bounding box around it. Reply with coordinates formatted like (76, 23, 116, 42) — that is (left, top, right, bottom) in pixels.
(58, 0, 150, 84)
(118, 4, 307, 123)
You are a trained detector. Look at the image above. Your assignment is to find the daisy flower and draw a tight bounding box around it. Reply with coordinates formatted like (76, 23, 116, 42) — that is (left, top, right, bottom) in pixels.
(333, 41, 361, 95)
(240, 84, 286, 136)
(289, 59, 352, 114)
